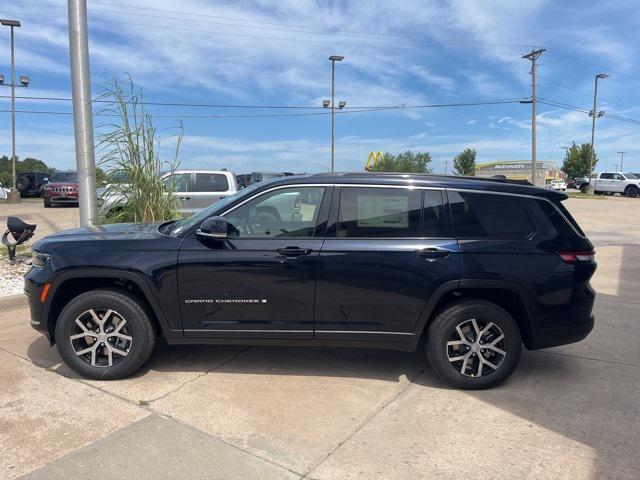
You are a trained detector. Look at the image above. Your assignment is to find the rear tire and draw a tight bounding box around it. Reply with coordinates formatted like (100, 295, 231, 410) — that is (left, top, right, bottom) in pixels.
(55, 289, 156, 380)
(426, 299, 522, 389)
(625, 186, 638, 198)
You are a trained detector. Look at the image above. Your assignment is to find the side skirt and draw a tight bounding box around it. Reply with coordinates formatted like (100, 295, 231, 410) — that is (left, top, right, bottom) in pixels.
(166, 336, 419, 352)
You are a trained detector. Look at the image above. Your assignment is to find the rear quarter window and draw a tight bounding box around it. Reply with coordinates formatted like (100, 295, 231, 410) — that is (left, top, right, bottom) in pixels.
(448, 191, 534, 238)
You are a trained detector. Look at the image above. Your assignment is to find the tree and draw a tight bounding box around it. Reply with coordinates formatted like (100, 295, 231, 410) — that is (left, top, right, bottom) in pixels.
(453, 148, 477, 176)
(0, 155, 55, 187)
(370, 150, 432, 173)
(561, 142, 598, 179)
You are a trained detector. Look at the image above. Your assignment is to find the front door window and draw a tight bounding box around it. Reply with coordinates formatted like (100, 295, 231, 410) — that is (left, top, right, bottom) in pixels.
(226, 187, 325, 238)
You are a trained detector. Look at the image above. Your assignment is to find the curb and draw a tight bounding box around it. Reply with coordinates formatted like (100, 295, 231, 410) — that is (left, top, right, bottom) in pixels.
(0, 293, 28, 311)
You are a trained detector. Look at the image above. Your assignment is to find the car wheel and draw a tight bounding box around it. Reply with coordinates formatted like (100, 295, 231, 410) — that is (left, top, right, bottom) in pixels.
(625, 186, 638, 198)
(580, 184, 588, 193)
(55, 289, 156, 380)
(426, 299, 522, 389)
(44, 199, 51, 208)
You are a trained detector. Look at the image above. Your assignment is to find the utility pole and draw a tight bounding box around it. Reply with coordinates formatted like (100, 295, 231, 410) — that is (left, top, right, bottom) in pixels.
(522, 47, 545, 187)
(618, 151, 625, 171)
(1, 19, 23, 204)
(328, 55, 344, 173)
(588, 73, 608, 192)
(68, 0, 97, 226)
(444, 160, 448, 175)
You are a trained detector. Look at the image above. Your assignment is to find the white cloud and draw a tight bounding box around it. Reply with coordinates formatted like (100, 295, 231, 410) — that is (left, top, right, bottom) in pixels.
(467, 119, 476, 125)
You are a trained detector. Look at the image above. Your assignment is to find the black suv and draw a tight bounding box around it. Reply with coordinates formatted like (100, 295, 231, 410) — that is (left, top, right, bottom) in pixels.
(16, 172, 50, 197)
(25, 173, 596, 389)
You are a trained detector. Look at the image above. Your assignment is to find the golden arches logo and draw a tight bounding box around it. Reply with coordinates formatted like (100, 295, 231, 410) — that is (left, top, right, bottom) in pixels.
(365, 151, 384, 171)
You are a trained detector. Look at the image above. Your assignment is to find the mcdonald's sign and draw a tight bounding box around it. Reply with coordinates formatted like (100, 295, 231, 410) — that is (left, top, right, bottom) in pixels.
(365, 151, 384, 171)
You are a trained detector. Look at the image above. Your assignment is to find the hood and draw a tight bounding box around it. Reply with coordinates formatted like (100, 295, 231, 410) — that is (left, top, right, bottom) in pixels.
(34, 222, 165, 249)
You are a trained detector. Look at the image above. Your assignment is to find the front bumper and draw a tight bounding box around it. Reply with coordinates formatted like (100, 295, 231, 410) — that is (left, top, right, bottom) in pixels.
(24, 269, 51, 339)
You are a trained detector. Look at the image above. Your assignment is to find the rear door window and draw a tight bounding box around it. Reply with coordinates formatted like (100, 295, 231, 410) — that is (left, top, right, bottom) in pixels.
(448, 191, 534, 238)
(337, 187, 421, 238)
(194, 173, 229, 192)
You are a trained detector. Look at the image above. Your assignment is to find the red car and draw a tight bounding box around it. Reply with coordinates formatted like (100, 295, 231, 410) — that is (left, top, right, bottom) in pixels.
(42, 171, 79, 208)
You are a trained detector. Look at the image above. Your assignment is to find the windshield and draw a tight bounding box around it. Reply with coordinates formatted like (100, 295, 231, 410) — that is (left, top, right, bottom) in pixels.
(50, 171, 78, 183)
(169, 181, 267, 236)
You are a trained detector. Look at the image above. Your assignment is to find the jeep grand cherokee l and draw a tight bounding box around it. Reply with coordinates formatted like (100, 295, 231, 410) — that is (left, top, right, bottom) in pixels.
(25, 173, 596, 389)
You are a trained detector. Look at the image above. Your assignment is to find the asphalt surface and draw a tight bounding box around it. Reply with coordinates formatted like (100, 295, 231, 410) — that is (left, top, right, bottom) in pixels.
(0, 196, 638, 479)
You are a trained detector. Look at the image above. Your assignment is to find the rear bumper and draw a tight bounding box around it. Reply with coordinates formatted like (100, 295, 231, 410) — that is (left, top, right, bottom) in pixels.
(529, 314, 594, 349)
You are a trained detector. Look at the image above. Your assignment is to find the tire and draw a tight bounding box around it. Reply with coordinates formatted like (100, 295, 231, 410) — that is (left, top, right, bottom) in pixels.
(55, 289, 156, 380)
(625, 186, 638, 198)
(44, 199, 51, 208)
(16, 177, 31, 193)
(426, 299, 522, 389)
(580, 184, 588, 193)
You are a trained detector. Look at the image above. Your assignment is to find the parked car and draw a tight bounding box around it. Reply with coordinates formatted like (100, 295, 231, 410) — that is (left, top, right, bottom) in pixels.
(545, 179, 567, 191)
(42, 171, 78, 208)
(26, 173, 596, 389)
(98, 170, 237, 217)
(569, 177, 589, 193)
(239, 171, 294, 188)
(591, 171, 640, 197)
(16, 172, 50, 197)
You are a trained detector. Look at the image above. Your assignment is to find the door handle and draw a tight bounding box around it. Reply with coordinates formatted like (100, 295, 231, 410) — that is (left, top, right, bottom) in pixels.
(276, 247, 312, 257)
(415, 248, 451, 259)
(179, 196, 191, 200)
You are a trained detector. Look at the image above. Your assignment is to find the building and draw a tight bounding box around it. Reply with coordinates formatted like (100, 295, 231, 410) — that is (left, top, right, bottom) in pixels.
(475, 160, 565, 184)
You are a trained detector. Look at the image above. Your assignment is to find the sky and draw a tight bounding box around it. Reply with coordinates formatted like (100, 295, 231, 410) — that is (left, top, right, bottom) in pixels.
(1, 0, 640, 174)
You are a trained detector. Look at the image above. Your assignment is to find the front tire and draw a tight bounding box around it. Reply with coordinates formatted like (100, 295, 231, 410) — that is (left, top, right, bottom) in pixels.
(625, 186, 638, 198)
(55, 289, 156, 380)
(426, 299, 522, 389)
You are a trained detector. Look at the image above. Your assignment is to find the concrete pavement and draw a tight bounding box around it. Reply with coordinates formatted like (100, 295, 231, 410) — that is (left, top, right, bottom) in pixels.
(0, 196, 638, 479)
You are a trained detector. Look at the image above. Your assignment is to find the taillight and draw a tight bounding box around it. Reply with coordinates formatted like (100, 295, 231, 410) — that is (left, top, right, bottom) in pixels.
(559, 251, 595, 263)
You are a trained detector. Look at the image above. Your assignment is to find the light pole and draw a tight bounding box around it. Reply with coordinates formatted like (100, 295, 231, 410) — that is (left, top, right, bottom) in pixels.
(327, 55, 344, 173)
(68, 0, 97, 226)
(588, 73, 608, 192)
(617, 151, 625, 172)
(1, 19, 28, 204)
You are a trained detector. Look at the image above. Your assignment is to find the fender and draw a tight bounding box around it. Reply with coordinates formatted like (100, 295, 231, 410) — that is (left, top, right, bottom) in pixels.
(412, 278, 536, 340)
(42, 268, 182, 341)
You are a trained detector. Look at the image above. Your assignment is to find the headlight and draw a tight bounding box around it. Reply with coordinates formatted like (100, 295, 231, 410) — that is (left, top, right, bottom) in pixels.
(32, 251, 51, 267)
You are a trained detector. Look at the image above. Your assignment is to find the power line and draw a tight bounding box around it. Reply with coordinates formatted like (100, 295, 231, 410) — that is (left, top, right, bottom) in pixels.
(539, 98, 640, 125)
(1, 6, 405, 50)
(0, 99, 528, 118)
(0, 95, 527, 110)
(6, 0, 399, 41)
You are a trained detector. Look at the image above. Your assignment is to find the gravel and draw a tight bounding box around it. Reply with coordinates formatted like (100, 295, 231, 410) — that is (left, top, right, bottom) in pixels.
(0, 255, 31, 297)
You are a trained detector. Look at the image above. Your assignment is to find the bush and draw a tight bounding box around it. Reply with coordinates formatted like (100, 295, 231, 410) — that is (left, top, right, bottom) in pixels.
(97, 77, 181, 224)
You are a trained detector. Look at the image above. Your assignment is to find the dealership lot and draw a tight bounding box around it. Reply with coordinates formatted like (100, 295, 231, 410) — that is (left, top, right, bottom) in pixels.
(1, 196, 639, 479)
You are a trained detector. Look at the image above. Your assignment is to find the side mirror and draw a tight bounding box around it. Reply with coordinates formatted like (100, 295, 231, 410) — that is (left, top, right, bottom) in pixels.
(196, 216, 228, 240)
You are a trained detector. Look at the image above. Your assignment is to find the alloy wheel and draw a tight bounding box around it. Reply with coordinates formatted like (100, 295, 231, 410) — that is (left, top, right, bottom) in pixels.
(69, 308, 133, 367)
(446, 318, 506, 378)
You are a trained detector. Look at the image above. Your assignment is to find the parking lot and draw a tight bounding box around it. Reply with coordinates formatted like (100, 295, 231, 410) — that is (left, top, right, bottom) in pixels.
(1, 196, 639, 479)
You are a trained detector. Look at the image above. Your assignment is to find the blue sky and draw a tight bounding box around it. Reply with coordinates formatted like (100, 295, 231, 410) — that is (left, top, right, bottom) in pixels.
(1, 0, 639, 174)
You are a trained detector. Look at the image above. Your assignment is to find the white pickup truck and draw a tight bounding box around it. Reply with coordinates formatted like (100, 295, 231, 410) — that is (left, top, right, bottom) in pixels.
(591, 172, 640, 197)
